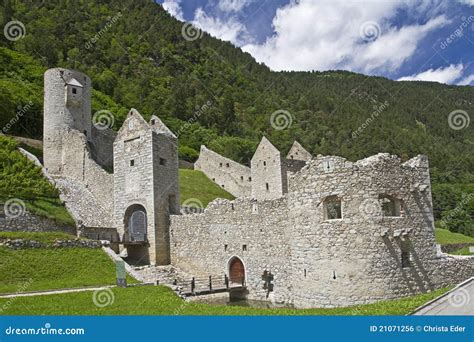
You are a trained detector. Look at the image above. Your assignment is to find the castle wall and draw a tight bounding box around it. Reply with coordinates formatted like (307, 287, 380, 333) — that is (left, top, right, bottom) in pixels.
(195, 146, 251, 198)
(91, 126, 116, 171)
(170, 198, 293, 302)
(169, 153, 473, 308)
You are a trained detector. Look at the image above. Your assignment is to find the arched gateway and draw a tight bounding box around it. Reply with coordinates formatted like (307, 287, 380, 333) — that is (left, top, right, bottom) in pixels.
(228, 257, 245, 285)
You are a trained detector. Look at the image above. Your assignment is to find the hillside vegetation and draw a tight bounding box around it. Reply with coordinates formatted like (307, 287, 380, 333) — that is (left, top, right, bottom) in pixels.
(0, 0, 472, 235)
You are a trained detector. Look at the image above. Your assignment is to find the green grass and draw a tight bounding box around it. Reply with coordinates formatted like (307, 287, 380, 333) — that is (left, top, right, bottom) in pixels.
(0, 246, 136, 294)
(435, 228, 474, 245)
(24, 198, 75, 226)
(0, 231, 78, 244)
(0, 285, 449, 315)
(179, 169, 234, 206)
(451, 247, 473, 256)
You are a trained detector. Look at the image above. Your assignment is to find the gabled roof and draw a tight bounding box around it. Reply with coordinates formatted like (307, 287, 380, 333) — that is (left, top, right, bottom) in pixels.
(66, 78, 83, 87)
(251, 136, 281, 161)
(286, 141, 312, 161)
(149, 115, 176, 138)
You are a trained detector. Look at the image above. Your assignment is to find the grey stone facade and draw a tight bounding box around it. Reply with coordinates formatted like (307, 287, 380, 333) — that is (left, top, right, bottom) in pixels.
(42, 68, 473, 307)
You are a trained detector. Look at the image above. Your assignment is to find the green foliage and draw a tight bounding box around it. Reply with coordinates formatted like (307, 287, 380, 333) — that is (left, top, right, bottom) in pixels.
(434, 228, 474, 245)
(0, 285, 449, 315)
(179, 169, 234, 206)
(208, 136, 257, 165)
(178, 145, 199, 162)
(0, 231, 77, 244)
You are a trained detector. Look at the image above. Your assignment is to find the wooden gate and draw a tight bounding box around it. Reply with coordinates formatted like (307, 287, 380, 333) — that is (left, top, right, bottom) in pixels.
(229, 257, 245, 285)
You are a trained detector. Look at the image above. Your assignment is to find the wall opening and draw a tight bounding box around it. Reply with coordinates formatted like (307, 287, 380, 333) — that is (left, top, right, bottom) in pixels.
(228, 257, 245, 285)
(379, 194, 402, 217)
(130, 159, 135, 167)
(123, 204, 147, 243)
(324, 196, 342, 220)
(266, 183, 269, 191)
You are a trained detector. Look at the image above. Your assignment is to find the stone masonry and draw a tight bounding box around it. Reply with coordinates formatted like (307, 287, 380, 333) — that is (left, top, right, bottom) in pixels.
(41, 68, 473, 307)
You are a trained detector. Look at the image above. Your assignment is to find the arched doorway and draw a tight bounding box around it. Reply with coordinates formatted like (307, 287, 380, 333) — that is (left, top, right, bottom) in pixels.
(124, 204, 147, 242)
(228, 257, 245, 285)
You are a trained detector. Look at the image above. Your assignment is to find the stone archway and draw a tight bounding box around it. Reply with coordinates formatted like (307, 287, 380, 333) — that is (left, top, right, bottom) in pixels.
(124, 204, 147, 242)
(228, 256, 245, 285)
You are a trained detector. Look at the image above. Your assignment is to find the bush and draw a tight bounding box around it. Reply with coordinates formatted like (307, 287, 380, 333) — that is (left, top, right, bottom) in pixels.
(178, 145, 199, 162)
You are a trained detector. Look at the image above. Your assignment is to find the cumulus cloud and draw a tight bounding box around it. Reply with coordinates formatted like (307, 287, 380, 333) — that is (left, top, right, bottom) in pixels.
(192, 8, 249, 45)
(162, 0, 184, 21)
(241, 0, 450, 73)
(218, 0, 252, 12)
(457, 73, 474, 85)
(397, 64, 464, 84)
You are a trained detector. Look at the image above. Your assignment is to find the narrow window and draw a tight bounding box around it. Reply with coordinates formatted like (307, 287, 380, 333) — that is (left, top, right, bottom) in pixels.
(240, 176, 244, 181)
(263, 161, 267, 166)
(379, 195, 402, 217)
(219, 162, 223, 167)
(212, 178, 216, 181)
(304, 269, 307, 277)
(401, 242, 411, 268)
(226, 163, 230, 167)
(248, 177, 252, 182)
(324, 196, 342, 220)
(130, 159, 135, 167)
(242, 244, 247, 251)
(151, 119, 156, 125)
(159, 158, 166, 166)
(266, 183, 269, 191)
(72, 87, 77, 94)
(224, 244, 228, 251)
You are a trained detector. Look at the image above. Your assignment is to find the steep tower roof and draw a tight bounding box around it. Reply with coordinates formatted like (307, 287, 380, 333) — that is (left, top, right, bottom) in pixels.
(286, 141, 312, 161)
(65, 78, 83, 87)
(149, 115, 176, 138)
(251, 136, 280, 162)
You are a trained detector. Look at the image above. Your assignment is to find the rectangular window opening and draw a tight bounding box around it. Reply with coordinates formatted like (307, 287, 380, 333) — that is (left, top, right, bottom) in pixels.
(130, 159, 135, 167)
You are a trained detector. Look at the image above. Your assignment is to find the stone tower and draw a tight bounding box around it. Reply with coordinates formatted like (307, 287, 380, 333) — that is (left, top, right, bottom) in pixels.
(113, 109, 180, 265)
(43, 68, 92, 174)
(251, 137, 288, 200)
(287, 141, 312, 161)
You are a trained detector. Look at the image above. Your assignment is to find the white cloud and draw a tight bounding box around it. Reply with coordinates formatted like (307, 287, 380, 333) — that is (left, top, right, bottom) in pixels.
(457, 73, 474, 85)
(192, 8, 249, 45)
(218, 0, 252, 12)
(397, 64, 464, 84)
(457, 0, 474, 6)
(162, 0, 184, 21)
(241, 0, 450, 73)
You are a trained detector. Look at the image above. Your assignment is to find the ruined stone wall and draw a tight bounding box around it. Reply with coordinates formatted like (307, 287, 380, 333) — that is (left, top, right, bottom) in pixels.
(60, 129, 114, 222)
(169, 153, 473, 308)
(0, 207, 76, 235)
(91, 126, 116, 171)
(286, 153, 472, 308)
(195, 146, 251, 198)
(170, 197, 293, 302)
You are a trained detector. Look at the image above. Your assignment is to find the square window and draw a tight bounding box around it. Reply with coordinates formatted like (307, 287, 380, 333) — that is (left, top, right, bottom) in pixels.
(159, 158, 166, 166)
(72, 87, 77, 94)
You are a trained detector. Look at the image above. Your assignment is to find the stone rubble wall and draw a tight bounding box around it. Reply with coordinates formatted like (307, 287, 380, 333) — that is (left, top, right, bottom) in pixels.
(195, 145, 251, 198)
(0, 238, 105, 249)
(169, 153, 473, 308)
(90, 126, 116, 171)
(0, 207, 76, 235)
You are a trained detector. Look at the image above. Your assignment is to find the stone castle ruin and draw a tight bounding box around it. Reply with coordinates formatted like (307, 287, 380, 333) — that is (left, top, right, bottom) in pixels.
(42, 68, 472, 308)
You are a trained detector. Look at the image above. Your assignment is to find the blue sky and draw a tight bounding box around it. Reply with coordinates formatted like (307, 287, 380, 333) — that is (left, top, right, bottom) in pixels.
(157, 0, 474, 85)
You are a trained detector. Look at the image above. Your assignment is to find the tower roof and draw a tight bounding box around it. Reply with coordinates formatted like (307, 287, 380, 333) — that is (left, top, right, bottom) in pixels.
(66, 78, 83, 87)
(286, 141, 312, 161)
(149, 115, 176, 138)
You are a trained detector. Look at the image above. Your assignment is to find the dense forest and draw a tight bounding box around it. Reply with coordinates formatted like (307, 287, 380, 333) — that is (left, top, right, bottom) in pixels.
(0, 0, 472, 236)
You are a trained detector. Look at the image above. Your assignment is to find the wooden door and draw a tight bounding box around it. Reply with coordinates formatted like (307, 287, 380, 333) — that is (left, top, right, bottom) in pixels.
(229, 258, 245, 284)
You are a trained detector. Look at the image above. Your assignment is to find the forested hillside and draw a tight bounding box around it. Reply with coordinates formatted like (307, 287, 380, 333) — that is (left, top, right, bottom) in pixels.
(0, 0, 472, 235)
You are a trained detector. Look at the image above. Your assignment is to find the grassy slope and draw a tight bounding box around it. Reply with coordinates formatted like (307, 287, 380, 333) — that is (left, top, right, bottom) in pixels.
(435, 228, 474, 245)
(179, 169, 234, 206)
(0, 285, 448, 316)
(0, 232, 136, 294)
